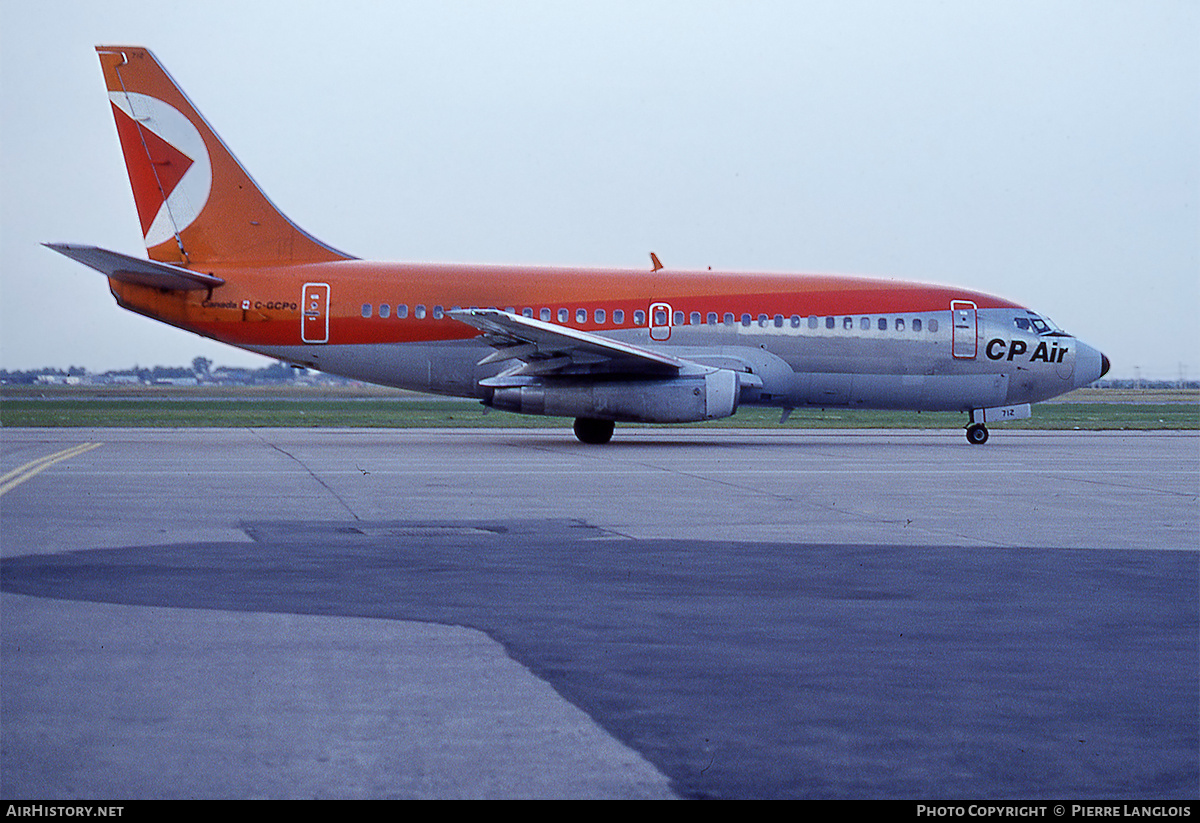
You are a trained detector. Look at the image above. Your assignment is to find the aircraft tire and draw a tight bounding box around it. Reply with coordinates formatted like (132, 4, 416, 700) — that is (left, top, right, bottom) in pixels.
(966, 423, 989, 445)
(574, 417, 615, 445)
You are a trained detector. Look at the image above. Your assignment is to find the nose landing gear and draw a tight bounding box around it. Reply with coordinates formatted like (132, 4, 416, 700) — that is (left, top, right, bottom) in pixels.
(965, 403, 1029, 444)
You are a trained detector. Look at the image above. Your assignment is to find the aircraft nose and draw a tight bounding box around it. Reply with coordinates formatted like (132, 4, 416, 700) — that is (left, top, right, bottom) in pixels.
(1073, 341, 1108, 388)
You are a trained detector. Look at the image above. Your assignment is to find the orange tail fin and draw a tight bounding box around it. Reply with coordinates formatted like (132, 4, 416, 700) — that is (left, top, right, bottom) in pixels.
(96, 46, 352, 265)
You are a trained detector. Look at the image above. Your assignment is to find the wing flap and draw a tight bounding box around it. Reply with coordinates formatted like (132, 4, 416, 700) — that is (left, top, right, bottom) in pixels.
(44, 243, 225, 291)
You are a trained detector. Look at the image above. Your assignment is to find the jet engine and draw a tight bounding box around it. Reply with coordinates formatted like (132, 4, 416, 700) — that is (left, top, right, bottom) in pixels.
(484, 368, 741, 423)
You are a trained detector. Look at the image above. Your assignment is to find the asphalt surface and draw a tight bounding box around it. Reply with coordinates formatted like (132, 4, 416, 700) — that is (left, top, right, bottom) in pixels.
(2, 428, 1197, 799)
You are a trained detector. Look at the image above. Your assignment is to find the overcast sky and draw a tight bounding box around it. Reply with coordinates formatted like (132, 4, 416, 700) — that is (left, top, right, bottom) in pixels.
(1, 1, 1195, 379)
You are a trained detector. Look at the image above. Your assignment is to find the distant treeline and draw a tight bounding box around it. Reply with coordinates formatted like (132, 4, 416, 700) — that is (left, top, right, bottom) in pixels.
(0, 359, 353, 386)
(1095, 379, 1200, 389)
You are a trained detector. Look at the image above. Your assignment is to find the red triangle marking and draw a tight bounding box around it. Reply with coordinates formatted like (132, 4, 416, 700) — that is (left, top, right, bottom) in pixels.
(111, 102, 195, 236)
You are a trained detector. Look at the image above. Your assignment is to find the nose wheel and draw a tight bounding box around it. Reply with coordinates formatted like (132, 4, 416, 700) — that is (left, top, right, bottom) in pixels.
(966, 423, 989, 445)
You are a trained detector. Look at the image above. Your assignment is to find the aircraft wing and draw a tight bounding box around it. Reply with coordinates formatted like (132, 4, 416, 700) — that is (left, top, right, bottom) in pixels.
(449, 308, 687, 381)
(44, 243, 225, 291)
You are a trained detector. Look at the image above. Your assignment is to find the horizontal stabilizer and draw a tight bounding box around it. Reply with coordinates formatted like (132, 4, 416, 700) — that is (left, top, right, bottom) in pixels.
(44, 243, 224, 291)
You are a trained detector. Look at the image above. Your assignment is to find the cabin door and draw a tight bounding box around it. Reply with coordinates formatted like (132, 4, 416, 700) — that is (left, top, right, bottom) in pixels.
(951, 300, 977, 359)
(302, 282, 330, 344)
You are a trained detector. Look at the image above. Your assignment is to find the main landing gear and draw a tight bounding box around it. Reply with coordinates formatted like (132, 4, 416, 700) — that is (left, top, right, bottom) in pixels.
(573, 417, 615, 445)
(966, 423, 989, 445)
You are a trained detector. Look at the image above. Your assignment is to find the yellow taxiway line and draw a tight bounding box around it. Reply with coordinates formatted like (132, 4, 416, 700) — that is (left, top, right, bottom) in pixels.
(0, 442, 103, 496)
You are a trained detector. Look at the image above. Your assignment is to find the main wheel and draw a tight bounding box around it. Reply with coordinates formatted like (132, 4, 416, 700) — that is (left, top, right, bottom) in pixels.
(966, 423, 989, 445)
(573, 417, 615, 445)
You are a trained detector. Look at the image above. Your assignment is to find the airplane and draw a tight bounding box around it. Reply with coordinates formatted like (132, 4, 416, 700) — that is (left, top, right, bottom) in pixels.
(47, 45, 1109, 445)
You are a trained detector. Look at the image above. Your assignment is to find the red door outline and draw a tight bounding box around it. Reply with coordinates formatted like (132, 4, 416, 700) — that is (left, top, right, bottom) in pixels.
(951, 300, 977, 359)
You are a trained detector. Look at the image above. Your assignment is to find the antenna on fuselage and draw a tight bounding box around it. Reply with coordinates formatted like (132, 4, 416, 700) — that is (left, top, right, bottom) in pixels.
(650, 252, 664, 272)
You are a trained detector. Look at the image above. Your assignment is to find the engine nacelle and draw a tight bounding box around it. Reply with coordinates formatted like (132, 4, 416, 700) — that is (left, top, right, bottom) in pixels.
(486, 369, 740, 423)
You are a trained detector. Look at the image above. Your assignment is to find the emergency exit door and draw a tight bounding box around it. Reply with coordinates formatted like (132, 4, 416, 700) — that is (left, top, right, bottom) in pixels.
(649, 301, 672, 341)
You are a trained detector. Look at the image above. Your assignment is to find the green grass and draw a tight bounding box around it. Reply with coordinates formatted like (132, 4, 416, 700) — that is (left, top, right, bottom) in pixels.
(1, 396, 1195, 429)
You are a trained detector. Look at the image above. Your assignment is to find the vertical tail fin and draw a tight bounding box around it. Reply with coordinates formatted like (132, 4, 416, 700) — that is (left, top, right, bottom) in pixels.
(96, 46, 353, 265)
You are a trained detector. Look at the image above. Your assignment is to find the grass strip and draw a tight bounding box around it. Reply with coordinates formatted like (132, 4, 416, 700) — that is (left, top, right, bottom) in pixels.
(1, 398, 1195, 429)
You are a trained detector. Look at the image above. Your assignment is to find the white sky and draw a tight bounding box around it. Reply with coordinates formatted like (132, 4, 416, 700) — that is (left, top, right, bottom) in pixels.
(1, 0, 1196, 379)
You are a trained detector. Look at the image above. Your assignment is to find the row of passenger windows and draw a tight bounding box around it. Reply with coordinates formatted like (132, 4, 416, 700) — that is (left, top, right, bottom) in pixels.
(360, 303, 939, 333)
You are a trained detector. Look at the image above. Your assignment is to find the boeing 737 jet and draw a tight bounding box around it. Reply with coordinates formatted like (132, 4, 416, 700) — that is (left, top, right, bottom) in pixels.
(48, 46, 1109, 444)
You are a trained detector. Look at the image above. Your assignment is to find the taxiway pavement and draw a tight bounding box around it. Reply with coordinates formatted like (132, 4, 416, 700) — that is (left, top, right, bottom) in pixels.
(2, 428, 1197, 798)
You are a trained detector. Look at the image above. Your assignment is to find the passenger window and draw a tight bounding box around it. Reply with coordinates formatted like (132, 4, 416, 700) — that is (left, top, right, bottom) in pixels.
(894, 318, 905, 331)
(758, 314, 768, 327)
(690, 311, 701, 325)
(614, 309, 625, 324)
(433, 305, 444, 319)
(774, 315, 784, 328)
(825, 317, 836, 330)
(707, 312, 718, 325)
(397, 304, 408, 319)
(576, 308, 587, 323)
(522, 307, 533, 318)
(361, 303, 372, 318)
(379, 304, 390, 318)
(741, 314, 752, 327)
(808, 316, 819, 329)
(655, 309, 668, 325)
(877, 317, 887, 331)
(860, 317, 870, 330)
(724, 312, 735, 325)
(558, 308, 569, 323)
(634, 310, 645, 325)
(790, 315, 801, 328)
(843, 317, 854, 330)
(928, 318, 938, 333)
(595, 309, 605, 324)
(912, 318, 922, 332)
(415, 304, 427, 319)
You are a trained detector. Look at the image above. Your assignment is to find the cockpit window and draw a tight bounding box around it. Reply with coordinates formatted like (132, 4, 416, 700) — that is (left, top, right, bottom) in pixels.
(1015, 312, 1065, 336)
